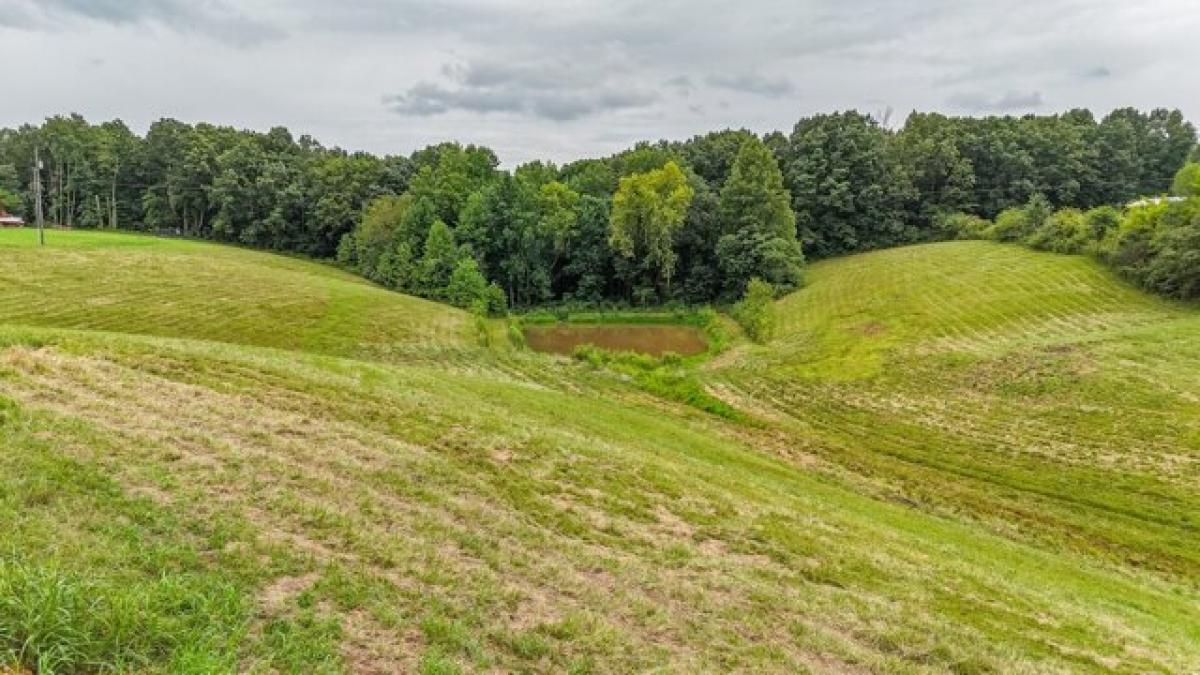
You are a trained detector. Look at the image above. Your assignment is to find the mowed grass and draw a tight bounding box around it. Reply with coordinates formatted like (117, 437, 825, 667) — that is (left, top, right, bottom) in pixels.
(0, 229, 470, 358)
(745, 240, 1182, 379)
(711, 240, 1200, 581)
(0, 233, 1198, 673)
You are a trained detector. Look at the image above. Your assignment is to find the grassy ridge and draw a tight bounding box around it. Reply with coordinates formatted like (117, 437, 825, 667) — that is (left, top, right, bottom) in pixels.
(0, 229, 471, 358)
(1, 233, 1198, 672)
(757, 240, 1180, 378)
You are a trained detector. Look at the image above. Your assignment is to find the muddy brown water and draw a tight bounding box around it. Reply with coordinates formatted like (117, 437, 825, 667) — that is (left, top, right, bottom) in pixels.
(523, 323, 708, 357)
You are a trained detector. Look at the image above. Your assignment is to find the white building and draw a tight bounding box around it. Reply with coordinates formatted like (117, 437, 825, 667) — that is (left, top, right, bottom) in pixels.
(1127, 196, 1187, 208)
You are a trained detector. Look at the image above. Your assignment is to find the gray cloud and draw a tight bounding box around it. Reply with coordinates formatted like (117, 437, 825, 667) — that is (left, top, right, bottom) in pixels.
(387, 60, 659, 122)
(947, 90, 1045, 113)
(665, 76, 696, 93)
(0, 0, 282, 45)
(0, 0, 1196, 165)
(706, 73, 795, 98)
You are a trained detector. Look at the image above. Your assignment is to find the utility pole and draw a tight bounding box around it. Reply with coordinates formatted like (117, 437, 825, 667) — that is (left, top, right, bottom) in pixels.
(33, 148, 44, 246)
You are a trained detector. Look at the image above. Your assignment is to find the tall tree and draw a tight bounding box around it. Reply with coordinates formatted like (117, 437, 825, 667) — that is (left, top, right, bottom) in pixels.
(715, 137, 803, 294)
(778, 111, 916, 257)
(894, 113, 977, 224)
(676, 129, 757, 188)
(534, 181, 581, 295)
(418, 220, 459, 298)
(609, 161, 694, 301)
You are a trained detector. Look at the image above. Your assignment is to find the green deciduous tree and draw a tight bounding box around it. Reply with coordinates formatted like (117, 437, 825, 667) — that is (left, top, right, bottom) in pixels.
(778, 111, 916, 257)
(0, 164, 21, 215)
(894, 113, 977, 224)
(1142, 199, 1200, 298)
(446, 257, 489, 310)
(609, 161, 693, 301)
(1171, 163, 1200, 198)
(418, 220, 458, 298)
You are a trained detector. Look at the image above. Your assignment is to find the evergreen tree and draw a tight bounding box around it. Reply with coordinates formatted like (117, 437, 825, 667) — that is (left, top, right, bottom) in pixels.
(716, 137, 804, 295)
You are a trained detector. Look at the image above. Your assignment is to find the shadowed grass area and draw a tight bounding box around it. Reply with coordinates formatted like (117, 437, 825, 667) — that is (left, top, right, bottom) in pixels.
(1, 233, 1198, 672)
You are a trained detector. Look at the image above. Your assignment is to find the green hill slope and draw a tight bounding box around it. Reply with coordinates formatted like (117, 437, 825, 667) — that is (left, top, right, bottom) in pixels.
(1, 234, 1198, 673)
(0, 229, 471, 358)
(711, 240, 1200, 580)
(735, 240, 1183, 378)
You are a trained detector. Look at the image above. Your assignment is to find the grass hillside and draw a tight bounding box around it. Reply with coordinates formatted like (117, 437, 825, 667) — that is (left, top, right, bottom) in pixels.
(711, 240, 1200, 582)
(1, 233, 1198, 673)
(0, 229, 471, 358)
(748, 240, 1183, 378)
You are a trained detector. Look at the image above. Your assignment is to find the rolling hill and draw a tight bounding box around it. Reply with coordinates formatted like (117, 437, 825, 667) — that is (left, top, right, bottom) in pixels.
(1, 231, 1197, 673)
(0, 230, 471, 359)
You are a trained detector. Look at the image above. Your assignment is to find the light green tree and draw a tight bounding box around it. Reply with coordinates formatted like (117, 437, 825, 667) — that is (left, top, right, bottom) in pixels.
(446, 257, 488, 309)
(609, 161, 693, 299)
(1171, 163, 1200, 197)
(732, 277, 777, 343)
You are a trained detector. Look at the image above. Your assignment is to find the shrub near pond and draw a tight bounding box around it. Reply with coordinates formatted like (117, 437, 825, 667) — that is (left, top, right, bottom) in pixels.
(571, 345, 740, 420)
(731, 278, 777, 343)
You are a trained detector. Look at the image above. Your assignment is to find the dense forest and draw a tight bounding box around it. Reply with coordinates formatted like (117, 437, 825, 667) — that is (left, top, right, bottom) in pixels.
(0, 108, 1195, 309)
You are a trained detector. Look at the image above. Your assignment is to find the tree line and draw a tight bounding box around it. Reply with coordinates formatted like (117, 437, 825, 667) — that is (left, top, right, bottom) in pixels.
(0, 108, 1194, 310)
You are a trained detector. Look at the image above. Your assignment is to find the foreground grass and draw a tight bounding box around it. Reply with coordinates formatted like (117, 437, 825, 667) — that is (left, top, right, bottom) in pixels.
(0, 234, 1198, 672)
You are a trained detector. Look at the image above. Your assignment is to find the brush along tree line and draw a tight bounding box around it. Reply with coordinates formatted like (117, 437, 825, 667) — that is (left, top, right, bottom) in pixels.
(0, 108, 1196, 310)
(944, 158, 1200, 299)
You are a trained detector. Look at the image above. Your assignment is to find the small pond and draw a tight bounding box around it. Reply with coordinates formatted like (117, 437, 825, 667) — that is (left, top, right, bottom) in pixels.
(524, 323, 708, 357)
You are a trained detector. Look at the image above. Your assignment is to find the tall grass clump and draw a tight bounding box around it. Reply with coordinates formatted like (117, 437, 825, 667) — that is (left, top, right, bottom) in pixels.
(0, 557, 245, 673)
(506, 317, 527, 350)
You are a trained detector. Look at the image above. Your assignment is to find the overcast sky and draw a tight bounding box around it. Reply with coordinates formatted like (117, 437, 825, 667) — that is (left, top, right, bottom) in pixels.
(1, 0, 1196, 165)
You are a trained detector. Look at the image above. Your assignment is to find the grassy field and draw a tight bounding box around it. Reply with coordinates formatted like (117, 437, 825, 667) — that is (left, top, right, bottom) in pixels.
(1, 231, 1198, 673)
(709, 242, 1200, 581)
(0, 229, 471, 359)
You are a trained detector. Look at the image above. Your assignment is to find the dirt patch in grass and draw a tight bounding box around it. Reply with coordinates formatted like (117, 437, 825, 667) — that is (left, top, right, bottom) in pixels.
(341, 610, 422, 675)
(260, 572, 321, 614)
(524, 324, 707, 357)
(859, 321, 887, 337)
